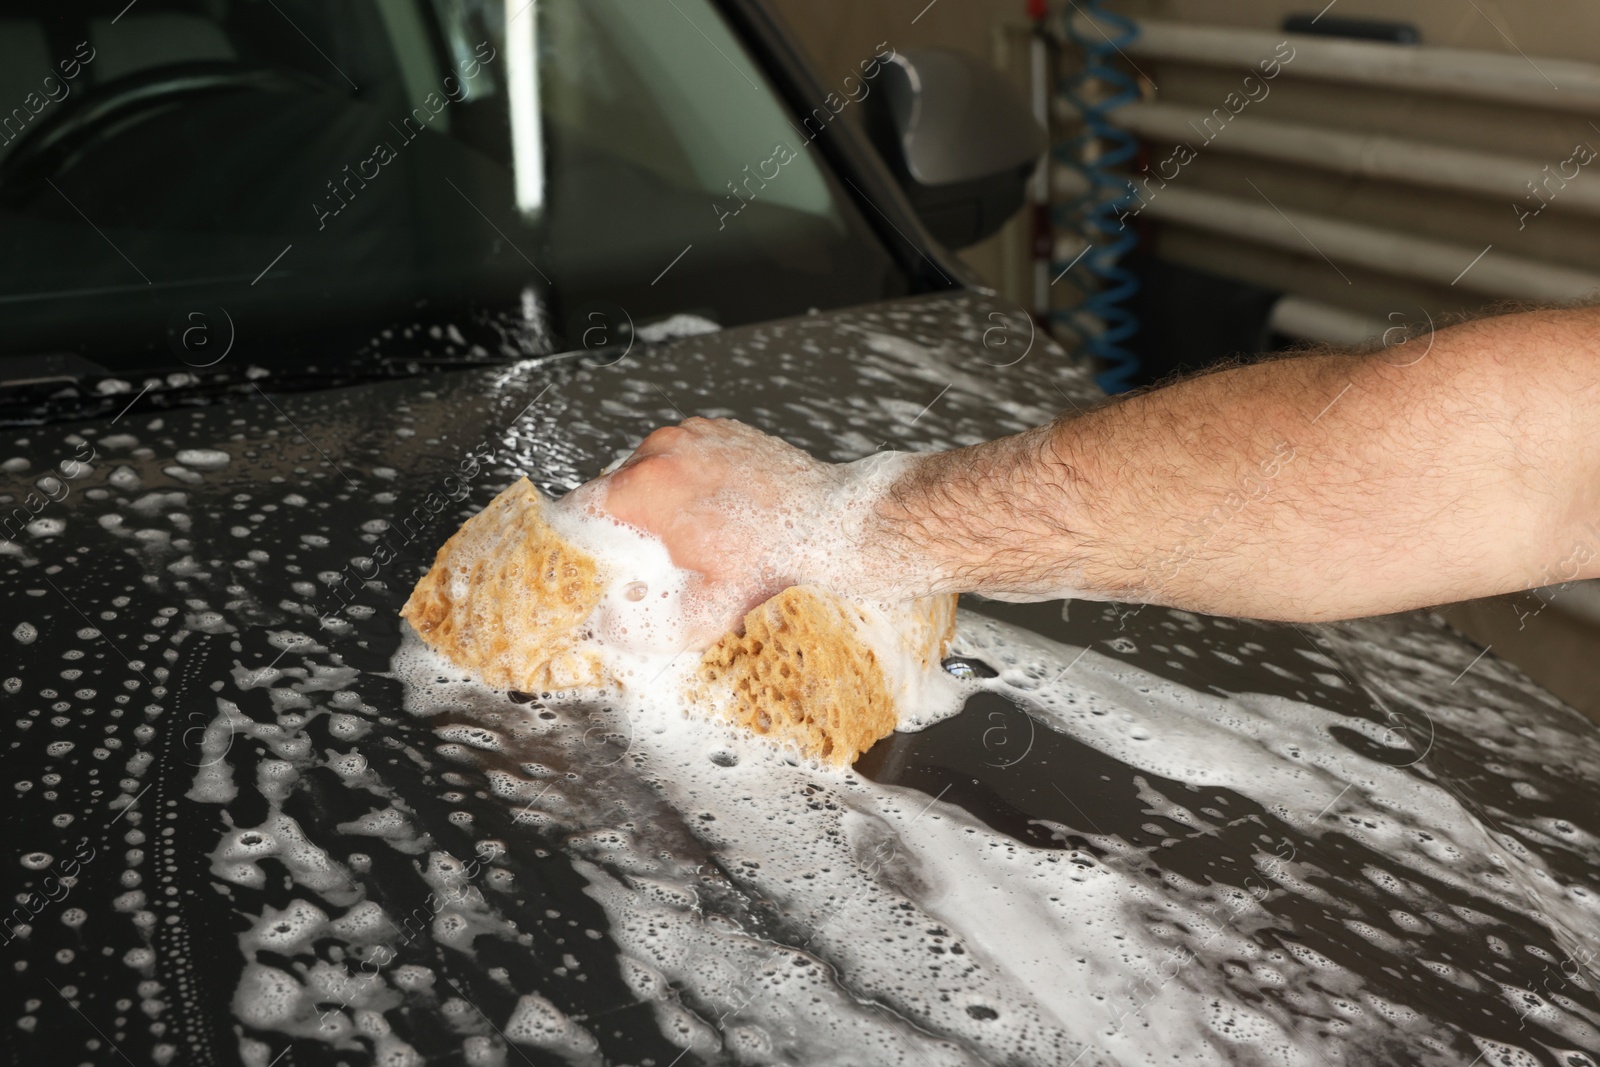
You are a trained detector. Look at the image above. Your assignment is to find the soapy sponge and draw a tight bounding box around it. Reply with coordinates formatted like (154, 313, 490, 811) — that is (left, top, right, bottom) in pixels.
(401, 479, 608, 692)
(401, 478, 956, 765)
(692, 586, 957, 764)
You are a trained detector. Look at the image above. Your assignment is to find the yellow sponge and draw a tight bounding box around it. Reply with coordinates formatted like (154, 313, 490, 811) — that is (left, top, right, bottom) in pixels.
(401, 478, 956, 765)
(401, 479, 608, 692)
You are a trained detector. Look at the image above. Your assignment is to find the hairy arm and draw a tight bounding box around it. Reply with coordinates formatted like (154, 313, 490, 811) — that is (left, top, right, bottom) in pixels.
(591, 305, 1600, 642)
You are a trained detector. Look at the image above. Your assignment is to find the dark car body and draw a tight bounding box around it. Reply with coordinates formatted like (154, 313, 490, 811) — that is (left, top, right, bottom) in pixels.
(3, 3, 1599, 1067)
(5, 293, 1600, 1066)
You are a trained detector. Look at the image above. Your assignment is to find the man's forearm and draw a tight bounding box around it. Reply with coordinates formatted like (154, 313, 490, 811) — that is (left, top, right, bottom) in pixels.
(863, 307, 1600, 620)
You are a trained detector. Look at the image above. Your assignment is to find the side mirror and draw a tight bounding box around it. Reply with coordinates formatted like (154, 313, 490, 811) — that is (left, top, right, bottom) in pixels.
(864, 48, 1047, 250)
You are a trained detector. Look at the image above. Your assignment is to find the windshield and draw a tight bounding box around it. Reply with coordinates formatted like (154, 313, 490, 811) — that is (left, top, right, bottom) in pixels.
(0, 0, 909, 383)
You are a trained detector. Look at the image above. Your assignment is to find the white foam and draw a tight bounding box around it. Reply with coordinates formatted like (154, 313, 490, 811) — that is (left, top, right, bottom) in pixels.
(503, 992, 597, 1055)
(635, 313, 721, 343)
(533, 489, 965, 734)
(541, 499, 695, 664)
(175, 449, 230, 471)
(376, 605, 1600, 1064)
(389, 630, 1183, 1063)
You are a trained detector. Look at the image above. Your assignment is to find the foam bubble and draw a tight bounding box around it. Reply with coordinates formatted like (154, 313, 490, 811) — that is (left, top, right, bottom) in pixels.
(542, 501, 693, 661)
(175, 449, 230, 471)
(503, 993, 597, 1055)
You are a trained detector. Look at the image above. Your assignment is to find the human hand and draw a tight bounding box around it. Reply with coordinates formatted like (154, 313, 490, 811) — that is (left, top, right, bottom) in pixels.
(565, 418, 853, 648)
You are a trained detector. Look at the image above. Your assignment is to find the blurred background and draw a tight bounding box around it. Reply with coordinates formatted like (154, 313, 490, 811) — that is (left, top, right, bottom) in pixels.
(772, 0, 1600, 722)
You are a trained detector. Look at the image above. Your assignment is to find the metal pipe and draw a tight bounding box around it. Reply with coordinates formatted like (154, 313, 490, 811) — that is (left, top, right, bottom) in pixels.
(1083, 16, 1600, 115)
(1112, 101, 1600, 218)
(1268, 294, 1386, 345)
(1135, 184, 1600, 302)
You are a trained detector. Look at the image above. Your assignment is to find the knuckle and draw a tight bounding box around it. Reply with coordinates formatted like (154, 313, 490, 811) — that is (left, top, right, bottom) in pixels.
(645, 425, 687, 445)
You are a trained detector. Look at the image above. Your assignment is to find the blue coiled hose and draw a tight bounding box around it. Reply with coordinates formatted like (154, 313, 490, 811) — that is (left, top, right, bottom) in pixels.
(1054, 1, 1141, 393)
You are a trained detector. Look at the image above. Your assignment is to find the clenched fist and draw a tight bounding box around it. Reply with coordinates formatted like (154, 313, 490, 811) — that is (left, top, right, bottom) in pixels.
(565, 418, 901, 647)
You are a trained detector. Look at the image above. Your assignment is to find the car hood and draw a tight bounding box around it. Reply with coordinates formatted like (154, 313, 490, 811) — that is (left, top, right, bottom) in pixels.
(3, 291, 1598, 1066)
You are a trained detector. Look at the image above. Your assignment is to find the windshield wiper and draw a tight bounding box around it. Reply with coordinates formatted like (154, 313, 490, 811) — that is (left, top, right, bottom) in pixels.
(0, 352, 114, 390)
(0, 346, 606, 428)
